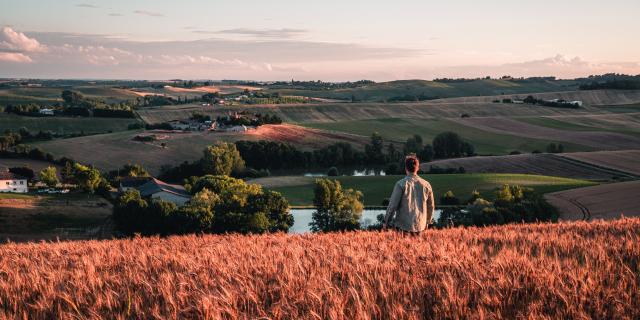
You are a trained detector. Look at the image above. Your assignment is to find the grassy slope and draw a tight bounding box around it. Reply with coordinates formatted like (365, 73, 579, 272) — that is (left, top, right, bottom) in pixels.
(254, 173, 596, 206)
(0, 219, 637, 318)
(0, 86, 139, 106)
(303, 118, 594, 154)
(268, 79, 578, 101)
(0, 113, 138, 134)
(518, 116, 640, 137)
(0, 193, 111, 241)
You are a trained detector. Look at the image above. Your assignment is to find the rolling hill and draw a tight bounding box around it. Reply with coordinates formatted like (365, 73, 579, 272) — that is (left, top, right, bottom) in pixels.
(266, 78, 580, 102)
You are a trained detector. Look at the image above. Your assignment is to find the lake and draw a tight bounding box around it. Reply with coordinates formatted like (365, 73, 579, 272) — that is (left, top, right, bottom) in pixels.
(304, 169, 386, 177)
(289, 209, 442, 233)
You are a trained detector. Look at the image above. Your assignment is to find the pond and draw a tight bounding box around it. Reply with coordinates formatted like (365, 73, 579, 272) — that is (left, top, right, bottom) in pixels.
(289, 209, 442, 233)
(304, 169, 386, 177)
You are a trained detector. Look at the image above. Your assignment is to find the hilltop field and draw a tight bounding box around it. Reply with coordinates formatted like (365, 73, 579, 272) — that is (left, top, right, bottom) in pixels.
(0, 218, 637, 319)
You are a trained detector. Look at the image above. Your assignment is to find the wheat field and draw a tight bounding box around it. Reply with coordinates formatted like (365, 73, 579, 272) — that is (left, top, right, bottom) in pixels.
(1, 219, 638, 319)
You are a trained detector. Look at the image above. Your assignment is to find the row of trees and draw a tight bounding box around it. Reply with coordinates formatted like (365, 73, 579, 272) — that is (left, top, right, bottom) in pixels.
(436, 185, 558, 227)
(114, 175, 293, 235)
(231, 132, 476, 175)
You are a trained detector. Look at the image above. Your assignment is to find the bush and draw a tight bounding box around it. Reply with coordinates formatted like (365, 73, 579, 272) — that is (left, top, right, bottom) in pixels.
(440, 190, 460, 206)
(327, 167, 339, 176)
(311, 179, 363, 232)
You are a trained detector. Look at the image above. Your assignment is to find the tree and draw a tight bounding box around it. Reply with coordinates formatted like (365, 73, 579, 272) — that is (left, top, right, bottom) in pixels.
(440, 190, 460, 205)
(73, 163, 105, 193)
(39, 166, 59, 188)
(311, 179, 363, 232)
(403, 135, 423, 155)
(327, 167, 339, 176)
(364, 132, 385, 164)
(433, 132, 466, 159)
(187, 175, 293, 234)
(419, 144, 435, 162)
(201, 143, 245, 176)
(61, 90, 84, 105)
(9, 167, 35, 181)
(119, 164, 150, 177)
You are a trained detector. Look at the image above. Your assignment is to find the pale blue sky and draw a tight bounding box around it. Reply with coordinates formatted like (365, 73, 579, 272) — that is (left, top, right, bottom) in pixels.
(1, 0, 639, 80)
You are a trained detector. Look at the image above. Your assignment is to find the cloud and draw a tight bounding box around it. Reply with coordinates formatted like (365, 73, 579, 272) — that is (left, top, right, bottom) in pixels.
(109, 13, 123, 17)
(0, 26, 47, 53)
(133, 10, 165, 17)
(76, 3, 99, 8)
(202, 28, 308, 39)
(0, 52, 32, 63)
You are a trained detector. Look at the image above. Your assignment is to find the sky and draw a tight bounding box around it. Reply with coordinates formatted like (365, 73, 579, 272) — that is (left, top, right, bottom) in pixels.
(0, 0, 639, 81)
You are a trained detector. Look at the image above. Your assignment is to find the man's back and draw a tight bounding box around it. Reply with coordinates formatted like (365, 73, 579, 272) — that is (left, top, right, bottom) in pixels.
(384, 174, 435, 232)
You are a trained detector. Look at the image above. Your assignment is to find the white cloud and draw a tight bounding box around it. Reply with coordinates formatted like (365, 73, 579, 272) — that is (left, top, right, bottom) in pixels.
(197, 28, 308, 39)
(0, 52, 32, 63)
(76, 3, 100, 9)
(133, 10, 165, 17)
(0, 26, 47, 53)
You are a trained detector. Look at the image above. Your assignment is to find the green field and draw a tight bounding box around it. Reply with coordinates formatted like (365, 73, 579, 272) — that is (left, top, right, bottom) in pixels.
(302, 118, 593, 154)
(0, 113, 139, 134)
(517, 116, 640, 137)
(267, 79, 578, 102)
(253, 173, 597, 206)
(0, 86, 139, 106)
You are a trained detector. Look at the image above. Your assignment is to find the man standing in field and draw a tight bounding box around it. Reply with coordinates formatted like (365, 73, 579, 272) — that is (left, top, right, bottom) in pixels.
(383, 154, 435, 233)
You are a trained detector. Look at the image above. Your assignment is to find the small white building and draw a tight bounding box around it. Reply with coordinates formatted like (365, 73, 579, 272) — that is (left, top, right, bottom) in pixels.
(570, 101, 583, 107)
(0, 171, 28, 193)
(225, 125, 249, 132)
(39, 108, 54, 116)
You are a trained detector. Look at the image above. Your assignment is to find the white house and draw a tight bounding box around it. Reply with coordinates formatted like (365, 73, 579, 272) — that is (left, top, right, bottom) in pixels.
(0, 171, 28, 193)
(136, 178, 191, 206)
(39, 108, 54, 116)
(570, 100, 583, 107)
(225, 125, 249, 132)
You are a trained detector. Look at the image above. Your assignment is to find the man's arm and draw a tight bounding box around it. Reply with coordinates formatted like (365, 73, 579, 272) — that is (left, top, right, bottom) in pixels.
(426, 185, 435, 226)
(384, 182, 402, 227)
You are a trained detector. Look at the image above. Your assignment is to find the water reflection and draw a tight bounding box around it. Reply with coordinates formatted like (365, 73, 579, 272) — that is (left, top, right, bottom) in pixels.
(303, 169, 386, 177)
(289, 209, 441, 233)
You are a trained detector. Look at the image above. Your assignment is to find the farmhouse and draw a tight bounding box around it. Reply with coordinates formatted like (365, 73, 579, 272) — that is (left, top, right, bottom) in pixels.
(135, 178, 191, 206)
(0, 171, 28, 193)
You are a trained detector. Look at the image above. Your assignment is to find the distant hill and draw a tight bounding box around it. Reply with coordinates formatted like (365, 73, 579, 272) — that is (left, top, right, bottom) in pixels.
(268, 78, 579, 102)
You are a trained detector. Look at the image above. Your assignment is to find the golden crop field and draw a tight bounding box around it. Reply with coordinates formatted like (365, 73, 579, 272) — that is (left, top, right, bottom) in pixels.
(1, 218, 638, 319)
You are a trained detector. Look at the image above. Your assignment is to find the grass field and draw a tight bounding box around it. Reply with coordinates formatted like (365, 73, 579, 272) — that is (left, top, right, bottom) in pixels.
(0, 218, 637, 318)
(545, 180, 640, 221)
(266, 79, 579, 102)
(0, 113, 139, 134)
(30, 125, 369, 175)
(425, 153, 638, 180)
(302, 118, 593, 154)
(519, 116, 640, 137)
(0, 193, 112, 242)
(251, 173, 596, 206)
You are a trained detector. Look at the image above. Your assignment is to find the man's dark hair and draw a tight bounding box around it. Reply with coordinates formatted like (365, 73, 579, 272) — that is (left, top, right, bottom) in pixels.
(405, 154, 419, 173)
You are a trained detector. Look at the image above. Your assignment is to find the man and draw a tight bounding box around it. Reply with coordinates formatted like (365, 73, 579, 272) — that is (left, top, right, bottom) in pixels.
(383, 154, 435, 233)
